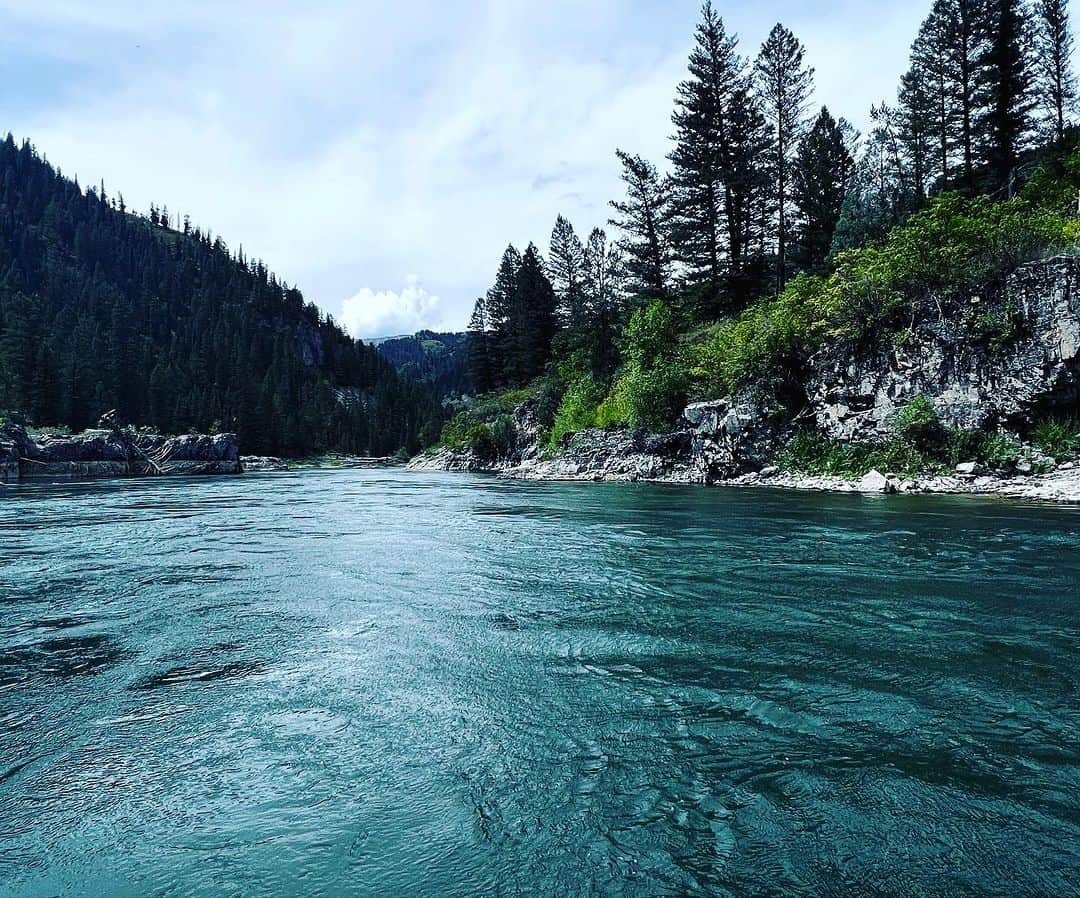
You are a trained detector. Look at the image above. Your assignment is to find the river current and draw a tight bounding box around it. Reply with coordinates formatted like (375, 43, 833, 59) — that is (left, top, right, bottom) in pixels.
(0, 470, 1077, 897)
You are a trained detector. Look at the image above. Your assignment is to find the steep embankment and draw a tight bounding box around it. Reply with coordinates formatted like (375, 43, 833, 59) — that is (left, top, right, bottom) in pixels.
(411, 256, 1080, 502)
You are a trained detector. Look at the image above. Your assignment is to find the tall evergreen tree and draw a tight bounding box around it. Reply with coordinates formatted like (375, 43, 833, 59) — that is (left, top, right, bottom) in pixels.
(1034, 0, 1077, 142)
(582, 228, 625, 379)
(755, 23, 814, 293)
(911, 1, 961, 189)
(792, 107, 856, 270)
(483, 245, 522, 386)
(465, 297, 493, 394)
(898, 62, 935, 198)
(977, 0, 1035, 191)
(509, 244, 558, 383)
(832, 105, 918, 253)
(668, 2, 745, 316)
(548, 215, 588, 331)
(609, 150, 674, 305)
(946, 0, 987, 188)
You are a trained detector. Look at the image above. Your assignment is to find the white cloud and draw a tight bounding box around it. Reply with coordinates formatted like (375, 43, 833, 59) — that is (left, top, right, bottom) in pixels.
(338, 276, 449, 339)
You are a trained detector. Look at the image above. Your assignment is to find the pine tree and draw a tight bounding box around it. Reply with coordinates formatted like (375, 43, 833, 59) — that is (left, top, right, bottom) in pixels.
(898, 62, 935, 198)
(548, 215, 588, 331)
(831, 106, 917, 253)
(792, 107, 856, 271)
(609, 151, 673, 305)
(483, 245, 522, 386)
(723, 83, 773, 305)
(582, 228, 625, 378)
(946, 0, 987, 188)
(912, 3, 959, 190)
(668, 2, 745, 316)
(755, 23, 814, 293)
(1034, 0, 1077, 142)
(977, 0, 1035, 191)
(466, 297, 493, 394)
(509, 244, 557, 384)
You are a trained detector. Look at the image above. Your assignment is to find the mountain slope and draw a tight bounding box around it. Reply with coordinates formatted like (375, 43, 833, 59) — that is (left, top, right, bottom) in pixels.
(375, 331, 468, 400)
(0, 135, 442, 456)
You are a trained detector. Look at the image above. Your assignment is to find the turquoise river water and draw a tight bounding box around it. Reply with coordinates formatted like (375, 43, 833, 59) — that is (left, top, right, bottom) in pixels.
(0, 469, 1078, 897)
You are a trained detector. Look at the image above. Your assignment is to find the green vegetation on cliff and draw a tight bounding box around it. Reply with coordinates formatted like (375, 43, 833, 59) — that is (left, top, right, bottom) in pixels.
(449, 0, 1080, 467)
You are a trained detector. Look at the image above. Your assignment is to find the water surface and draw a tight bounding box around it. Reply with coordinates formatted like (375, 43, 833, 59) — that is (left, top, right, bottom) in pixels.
(1, 470, 1078, 897)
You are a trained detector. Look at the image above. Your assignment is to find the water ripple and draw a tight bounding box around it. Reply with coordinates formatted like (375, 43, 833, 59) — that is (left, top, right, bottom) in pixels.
(0, 471, 1077, 897)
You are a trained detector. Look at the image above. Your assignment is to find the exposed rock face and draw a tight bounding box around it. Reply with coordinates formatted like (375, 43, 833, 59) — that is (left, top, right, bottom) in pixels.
(683, 390, 785, 483)
(505, 428, 694, 482)
(409, 418, 695, 483)
(0, 425, 241, 482)
(808, 256, 1080, 442)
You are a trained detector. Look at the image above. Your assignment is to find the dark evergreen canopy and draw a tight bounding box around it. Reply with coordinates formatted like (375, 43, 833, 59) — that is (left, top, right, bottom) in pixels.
(0, 135, 441, 456)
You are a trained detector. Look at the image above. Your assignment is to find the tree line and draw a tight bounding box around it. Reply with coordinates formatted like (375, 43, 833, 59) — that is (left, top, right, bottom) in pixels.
(466, 0, 1076, 398)
(0, 135, 443, 455)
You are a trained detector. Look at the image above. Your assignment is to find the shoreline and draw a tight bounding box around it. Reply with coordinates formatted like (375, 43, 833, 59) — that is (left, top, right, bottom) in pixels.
(408, 449, 1080, 504)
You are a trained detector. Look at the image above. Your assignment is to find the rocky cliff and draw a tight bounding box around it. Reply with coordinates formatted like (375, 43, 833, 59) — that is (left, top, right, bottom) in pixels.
(411, 257, 1080, 501)
(0, 425, 241, 483)
(808, 255, 1080, 442)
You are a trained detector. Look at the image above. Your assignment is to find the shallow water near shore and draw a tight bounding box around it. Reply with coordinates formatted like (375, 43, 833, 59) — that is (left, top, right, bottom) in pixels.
(1, 469, 1078, 897)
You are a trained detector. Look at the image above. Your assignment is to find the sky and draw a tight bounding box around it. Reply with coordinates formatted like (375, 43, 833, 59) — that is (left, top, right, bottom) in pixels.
(4, 0, 944, 338)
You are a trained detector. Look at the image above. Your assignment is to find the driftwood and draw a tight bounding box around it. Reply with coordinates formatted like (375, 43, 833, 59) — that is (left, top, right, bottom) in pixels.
(98, 410, 164, 475)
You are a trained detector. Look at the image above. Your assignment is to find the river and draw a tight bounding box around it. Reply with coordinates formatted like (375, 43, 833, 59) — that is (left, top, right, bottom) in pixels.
(1, 470, 1077, 897)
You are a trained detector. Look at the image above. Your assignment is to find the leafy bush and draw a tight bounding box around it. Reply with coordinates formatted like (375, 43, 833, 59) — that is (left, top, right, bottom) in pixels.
(595, 380, 633, 428)
(895, 395, 945, 451)
(1033, 418, 1080, 461)
(778, 432, 937, 478)
(549, 376, 605, 447)
(490, 414, 516, 457)
(605, 301, 689, 429)
(779, 423, 1034, 479)
(468, 423, 495, 460)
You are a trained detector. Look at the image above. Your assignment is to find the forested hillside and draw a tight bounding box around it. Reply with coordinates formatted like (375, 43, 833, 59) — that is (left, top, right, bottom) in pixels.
(452, 0, 1080, 460)
(0, 137, 442, 456)
(375, 331, 468, 400)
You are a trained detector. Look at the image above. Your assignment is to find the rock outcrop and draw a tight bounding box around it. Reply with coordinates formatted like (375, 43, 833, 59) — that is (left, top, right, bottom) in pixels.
(808, 256, 1080, 442)
(684, 390, 788, 483)
(0, 424, 241, 483)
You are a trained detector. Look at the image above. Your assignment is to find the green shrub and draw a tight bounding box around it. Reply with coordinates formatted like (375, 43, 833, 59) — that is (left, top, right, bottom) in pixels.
(618, 364, 688, 430)
(1033, 418, 1080, 461)
(895, 395, 945, 451)
(778, 432, 937, 478)
(490, 414, 516, 457)
(978, 431, 1024, 469)
(468, 423, 494, 460)
(594, 300, 689, 431)
(549, 376, 605, 447)
(595, 380, 633, 428)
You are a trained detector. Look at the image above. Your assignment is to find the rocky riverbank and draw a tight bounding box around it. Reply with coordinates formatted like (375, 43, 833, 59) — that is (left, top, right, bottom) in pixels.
(0, 424, 241, 483)
(409, 430, 1080, 502)
(410, 256, 1080, 503)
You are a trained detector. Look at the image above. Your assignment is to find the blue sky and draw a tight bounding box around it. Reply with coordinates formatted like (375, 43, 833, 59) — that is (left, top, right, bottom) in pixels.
(5, 1, 958, 336)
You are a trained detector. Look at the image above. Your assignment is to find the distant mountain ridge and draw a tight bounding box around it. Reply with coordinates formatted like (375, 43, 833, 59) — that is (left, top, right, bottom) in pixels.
(375, 330, 468, 400)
